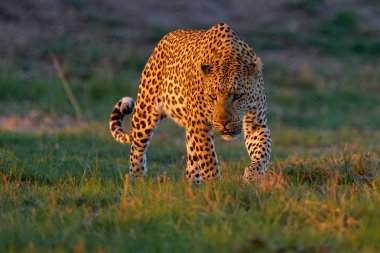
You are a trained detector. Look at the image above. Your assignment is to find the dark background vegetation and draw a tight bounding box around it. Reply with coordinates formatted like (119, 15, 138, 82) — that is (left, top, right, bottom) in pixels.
(0, 0, 379, 252)
(1, 0, 380, 129)
(0, 0, 379, 129)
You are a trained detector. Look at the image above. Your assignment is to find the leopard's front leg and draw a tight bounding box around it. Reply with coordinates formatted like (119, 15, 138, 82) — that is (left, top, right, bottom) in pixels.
(243, 111, 272, 182)
(185, 125, 219, 184)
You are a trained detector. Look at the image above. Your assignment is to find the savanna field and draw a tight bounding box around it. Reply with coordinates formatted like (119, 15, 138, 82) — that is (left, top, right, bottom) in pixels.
(1, 1, 380, 252)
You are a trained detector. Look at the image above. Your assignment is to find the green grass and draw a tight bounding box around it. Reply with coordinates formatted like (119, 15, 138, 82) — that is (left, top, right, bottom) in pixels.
(1, 128, 379, 253)
(0, 63, 380, 252)
(0, 67, 139, 119)
(0, 86, 379, 253)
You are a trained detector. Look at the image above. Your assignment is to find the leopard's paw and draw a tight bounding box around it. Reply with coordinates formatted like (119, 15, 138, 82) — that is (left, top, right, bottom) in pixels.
(243, 162, 266, 182)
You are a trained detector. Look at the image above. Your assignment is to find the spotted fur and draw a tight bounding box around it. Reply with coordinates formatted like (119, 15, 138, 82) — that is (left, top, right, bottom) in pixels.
(109, 23, 272, 183)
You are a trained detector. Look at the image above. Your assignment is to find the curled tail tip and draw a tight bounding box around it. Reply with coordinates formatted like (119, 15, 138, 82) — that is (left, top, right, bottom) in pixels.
(110, 96, 134, 144)
(119, 97, 135, 115)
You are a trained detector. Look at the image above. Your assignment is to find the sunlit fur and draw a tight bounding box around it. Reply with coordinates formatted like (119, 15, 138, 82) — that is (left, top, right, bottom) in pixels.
(109, 23, 271, 183)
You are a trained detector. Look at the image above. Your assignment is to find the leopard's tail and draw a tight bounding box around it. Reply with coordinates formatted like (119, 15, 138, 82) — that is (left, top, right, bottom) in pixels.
(109, 97, 134, 144)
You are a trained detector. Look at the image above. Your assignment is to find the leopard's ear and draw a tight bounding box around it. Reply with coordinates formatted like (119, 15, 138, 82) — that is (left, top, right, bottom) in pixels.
(201, 64, 211, 75)
(248, 57, 262, 76)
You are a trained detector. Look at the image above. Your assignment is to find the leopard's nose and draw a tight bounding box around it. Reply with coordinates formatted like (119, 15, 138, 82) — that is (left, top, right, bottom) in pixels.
(217, 120, 231, 129)
(220, 120, 230, 127)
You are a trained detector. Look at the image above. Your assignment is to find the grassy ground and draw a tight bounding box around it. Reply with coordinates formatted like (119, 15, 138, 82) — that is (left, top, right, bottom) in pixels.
(1, 61, 379, 252)
(0, 128, 379, 253)
(1, 11, 380, 252)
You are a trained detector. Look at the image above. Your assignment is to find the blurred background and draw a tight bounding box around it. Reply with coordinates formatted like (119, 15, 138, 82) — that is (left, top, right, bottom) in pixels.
(0, 0, 379, 153)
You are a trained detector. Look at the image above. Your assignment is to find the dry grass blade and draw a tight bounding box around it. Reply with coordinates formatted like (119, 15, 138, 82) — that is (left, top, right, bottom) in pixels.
(50, 53, 83, 120)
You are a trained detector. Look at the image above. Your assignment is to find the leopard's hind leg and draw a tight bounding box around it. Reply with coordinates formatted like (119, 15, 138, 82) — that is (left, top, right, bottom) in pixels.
(129, 98, 165, 179)
(128, 54, 165, 179)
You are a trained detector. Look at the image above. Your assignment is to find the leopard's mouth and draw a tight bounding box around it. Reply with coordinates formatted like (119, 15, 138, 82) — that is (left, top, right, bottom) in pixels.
(220, 129, 241, 141)
(213, 121, 242, 141)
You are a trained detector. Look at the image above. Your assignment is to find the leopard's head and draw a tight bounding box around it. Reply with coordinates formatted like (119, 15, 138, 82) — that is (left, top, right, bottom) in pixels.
(199, 23, 265, 140)
(201, 55, 263, 141)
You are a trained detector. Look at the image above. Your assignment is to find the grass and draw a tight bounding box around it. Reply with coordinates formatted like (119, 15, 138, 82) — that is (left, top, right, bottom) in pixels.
(1, 79, 379, 252)
(1, 75, 379, 253)
(0, 129, 379, 253)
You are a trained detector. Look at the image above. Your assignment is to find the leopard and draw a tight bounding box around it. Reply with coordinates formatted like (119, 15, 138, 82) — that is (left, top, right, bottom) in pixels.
(109, 23, 272, 183)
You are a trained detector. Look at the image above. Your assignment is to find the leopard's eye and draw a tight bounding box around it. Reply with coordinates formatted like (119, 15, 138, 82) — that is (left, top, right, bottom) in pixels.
(201, 64, 212, 75)
(208, 94, 217, 100)
(233, 93, 244, 100)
